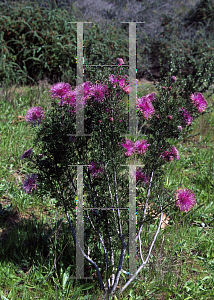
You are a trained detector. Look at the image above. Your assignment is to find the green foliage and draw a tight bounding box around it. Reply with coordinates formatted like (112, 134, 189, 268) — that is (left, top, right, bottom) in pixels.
(184, 0, 214, 30)
(0, 0, 129, 87)
(137, 1, 214, 82)
(0, 0, 78, 86)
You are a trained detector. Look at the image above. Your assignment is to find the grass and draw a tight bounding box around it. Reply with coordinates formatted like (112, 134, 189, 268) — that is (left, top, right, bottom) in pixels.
(0, 78, 214, 299)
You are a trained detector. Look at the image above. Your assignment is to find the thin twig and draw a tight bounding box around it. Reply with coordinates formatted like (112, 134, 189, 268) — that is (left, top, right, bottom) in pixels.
(135, 169, 154, 242)
(119, 210, 163, 295)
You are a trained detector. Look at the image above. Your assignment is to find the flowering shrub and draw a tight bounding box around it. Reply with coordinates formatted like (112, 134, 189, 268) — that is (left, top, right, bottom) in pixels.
(20, 58, 211, 298)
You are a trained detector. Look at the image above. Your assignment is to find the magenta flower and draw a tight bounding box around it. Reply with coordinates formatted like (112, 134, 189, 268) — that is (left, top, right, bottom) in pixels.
(25, 107, 45, 124)
(123, 85, 133, 94)
(74, 81, 93, 102)
(171, 146, 180, 160)
(146, 93, 157, 102)
(179, 107, 193, 126)
(174, 188, 196, 212)
(160, 151, 174, 161)
(88, 162, 104, 178)
(49, 82, 71, 98)
(131, 168, 150, 185)
(89, 83, 107, 103)
(109, 74, 117, 88)
(121, 138, 135, 156)
(117, 58, 125, 65)
(134, 139, 150, 155)
(160, 146, 180, 161)
(21, 148, 33, 159)
(190, 93, 208, 113)
(136, 96, 155, 120)
(61, 90, 76, 107)
(118, 76, 126, 88)
(23, 174, 37, 193)
(171, 76, 177, 83)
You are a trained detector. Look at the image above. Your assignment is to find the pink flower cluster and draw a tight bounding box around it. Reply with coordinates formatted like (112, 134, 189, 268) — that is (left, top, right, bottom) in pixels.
(49, 81, 94, 113)
(121, 138, 150, 156)
(108, 74, 133, 94)
(160, 145, 180, 161)
(190, 93, 208, 113)
(136, 88, 207, 129)
(136, 93, 157, 120)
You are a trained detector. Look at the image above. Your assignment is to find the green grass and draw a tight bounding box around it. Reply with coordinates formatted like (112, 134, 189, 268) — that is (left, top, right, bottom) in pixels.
(0, 78, 214, 299)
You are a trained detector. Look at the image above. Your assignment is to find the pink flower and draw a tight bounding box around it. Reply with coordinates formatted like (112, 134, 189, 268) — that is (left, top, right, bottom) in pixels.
(190, 93, 208, 113)
(25, 107, 45, 124)
(131, 168, 150, 185)
(82, 81, 94, 100)
(118, 76, 126, 88)
(89, 83, 107, 103)
(168, 86, 172, 90)
(21, 148, 33, 159)
(117, 58, 125, 65)
(179, 107, 193, 126)
(109, 117, 113, 122)
(61, 90, 76, 106)
(23, 174, 37, 193)
(136, 96, 155, 120)
(171, 146, 180, 160)
(160, 151, 174, 161)
(98, 120, 102, 124)
(160, 146, 180, 161)
(174, 188, 196, 212)
(177, 125, 182, 131)
(162, 86, 166, 90)
(88, 162, 104, 178)
(167, 115, 173, 120)
(49, 82, 71, 98)
(134, 139, 150, 155)
(146, 93, 157, 102)
(171, 76, 177, 83)
(123, 85, 133, 94)
(121, 138, 135, 156)
(109, 74, 117, 88)
(74, 82, 94, 109)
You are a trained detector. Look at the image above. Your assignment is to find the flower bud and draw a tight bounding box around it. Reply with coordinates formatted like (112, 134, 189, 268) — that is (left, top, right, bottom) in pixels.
(168, 86, 172, 90)
(167, 115, 172, 120)
(162, 86, 166, 90)
(98, 120, 102, 124)
(171, 76, 177, 83)
(117, 58, 124, 65)
(109, 117, 113, 122)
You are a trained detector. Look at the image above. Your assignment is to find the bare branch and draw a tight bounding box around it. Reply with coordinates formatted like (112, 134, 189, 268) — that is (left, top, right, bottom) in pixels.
(135, 169, 154, 242)
(119, 209, 163, 295)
